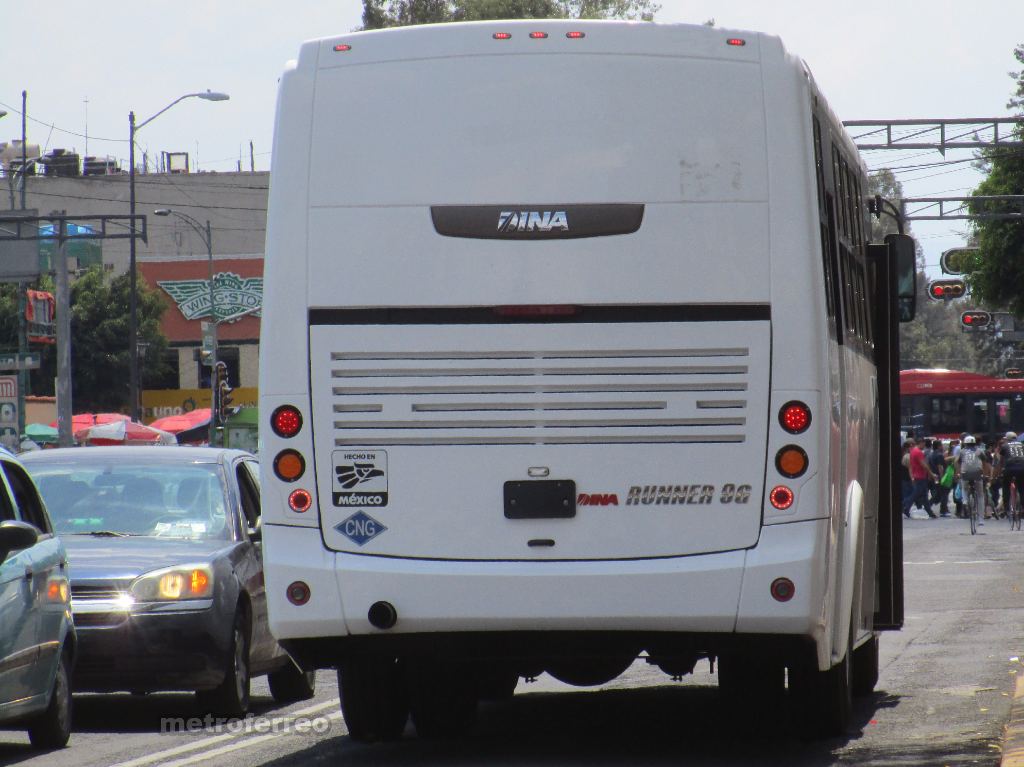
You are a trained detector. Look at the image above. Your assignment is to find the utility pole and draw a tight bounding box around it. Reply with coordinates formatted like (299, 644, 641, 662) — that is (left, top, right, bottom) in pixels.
(55, 213, 72, 447)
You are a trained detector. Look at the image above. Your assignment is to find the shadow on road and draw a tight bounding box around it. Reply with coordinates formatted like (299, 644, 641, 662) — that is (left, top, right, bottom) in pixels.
(257, 684, 923, 767)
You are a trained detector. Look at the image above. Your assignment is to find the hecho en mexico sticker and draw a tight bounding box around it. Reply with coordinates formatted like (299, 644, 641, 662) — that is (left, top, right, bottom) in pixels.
(333, 450, 388, 507)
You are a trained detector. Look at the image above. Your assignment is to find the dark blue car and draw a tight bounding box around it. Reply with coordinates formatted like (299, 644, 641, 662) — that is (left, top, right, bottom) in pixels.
(21, 446, 314, 716)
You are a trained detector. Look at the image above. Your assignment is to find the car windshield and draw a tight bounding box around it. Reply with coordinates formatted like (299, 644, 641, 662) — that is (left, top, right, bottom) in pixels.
(28, 461, 231, 540)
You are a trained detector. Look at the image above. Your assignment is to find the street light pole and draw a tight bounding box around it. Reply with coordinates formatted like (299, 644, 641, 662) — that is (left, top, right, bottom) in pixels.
(154, 209, 216, 444)
(128, 90, 228, 422)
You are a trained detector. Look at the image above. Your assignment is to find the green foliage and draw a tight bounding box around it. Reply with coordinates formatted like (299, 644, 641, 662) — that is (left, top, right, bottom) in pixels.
(965, 43, 1024, 316)
(868, 170, 1000, 373)
(361, 0, 658, 28)
(31, 267, 171, 413)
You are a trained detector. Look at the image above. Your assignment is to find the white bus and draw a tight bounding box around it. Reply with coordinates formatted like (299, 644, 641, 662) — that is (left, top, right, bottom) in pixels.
(260, 20, 917, 740)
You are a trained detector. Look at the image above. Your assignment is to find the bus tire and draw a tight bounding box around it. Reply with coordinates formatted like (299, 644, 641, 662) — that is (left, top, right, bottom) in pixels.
(789, 650, 852, 739)
(851, 634, 879, 697)
(409, 661, 478, 739)
(338, 657, 409, 742)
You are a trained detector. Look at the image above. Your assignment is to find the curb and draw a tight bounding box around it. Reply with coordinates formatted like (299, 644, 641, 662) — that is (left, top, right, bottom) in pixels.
(1002, 674, 1024, 766)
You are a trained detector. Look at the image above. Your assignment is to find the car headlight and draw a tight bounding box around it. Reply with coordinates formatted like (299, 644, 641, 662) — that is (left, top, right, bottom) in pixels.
(130, 564, 214, 602)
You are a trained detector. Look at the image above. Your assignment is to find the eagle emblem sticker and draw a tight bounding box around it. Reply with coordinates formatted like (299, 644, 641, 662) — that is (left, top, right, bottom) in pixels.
(332, 450, 388, 507)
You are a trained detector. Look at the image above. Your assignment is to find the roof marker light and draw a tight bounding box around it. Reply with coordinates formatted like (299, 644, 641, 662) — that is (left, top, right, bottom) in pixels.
(493, 32, 512, 40)
(726, 38, 746, 47)
(529, 32, 548, 39)
(333, 44, 352, 52)
(566, 31, 586, 39)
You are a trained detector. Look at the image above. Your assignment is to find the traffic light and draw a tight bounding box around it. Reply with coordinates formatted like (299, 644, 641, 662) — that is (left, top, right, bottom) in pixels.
(940, 247, 979, 275)
(961, 310, 992, 329)
(927, 278, 966, 301)
(214, 361, 233, 423)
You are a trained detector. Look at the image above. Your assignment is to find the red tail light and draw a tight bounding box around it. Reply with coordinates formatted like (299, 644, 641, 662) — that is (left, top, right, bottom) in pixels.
(769, 486, 794, 510)
(271, 405, 303, 438)
(333, 44, 352, 52)
(529, 32, 548, 39)
(779, 401, 811, 434)
(566, 31, 585, 39)
(770, 577, 795, 602)
(726, 38, 746, 47)
(493, 32, 512, 40)
(289, 489, 313, 513)
(287, 581, 311, 606)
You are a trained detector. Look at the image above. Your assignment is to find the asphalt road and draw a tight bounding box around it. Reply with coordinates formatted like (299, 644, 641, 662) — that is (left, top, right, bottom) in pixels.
(2, 514, 1022, 767)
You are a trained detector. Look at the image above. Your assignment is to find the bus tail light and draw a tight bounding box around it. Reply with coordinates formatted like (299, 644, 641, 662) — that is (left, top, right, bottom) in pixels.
(274, 450, 306, 482)
(493, 32, 512, 40)
(287, 581, 311, 606)
(289, 489, 313, 512)
(726, 38, 746, 47)
(779, 401, 811, 434)
(271, 405, 303, 438)
(566, 31, 586, 39)
(770, 577, 795, 602)
(529, 32, 548, 39)
(769, 486, 794, 510)
(333, 44, 352, 52)
(775, 446, 809, 478)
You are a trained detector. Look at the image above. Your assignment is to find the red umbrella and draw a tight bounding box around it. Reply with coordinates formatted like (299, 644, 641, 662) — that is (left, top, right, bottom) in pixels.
(150, 408, 212, 434)
(75, 420, 177, 446)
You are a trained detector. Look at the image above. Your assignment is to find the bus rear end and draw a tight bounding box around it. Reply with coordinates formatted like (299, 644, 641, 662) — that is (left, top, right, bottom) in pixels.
(262, 21, 852, 738)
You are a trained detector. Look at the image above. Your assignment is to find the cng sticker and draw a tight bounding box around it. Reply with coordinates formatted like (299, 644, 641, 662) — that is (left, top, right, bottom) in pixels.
(333, 450, 388, 507)
(335, 511, 388, 546)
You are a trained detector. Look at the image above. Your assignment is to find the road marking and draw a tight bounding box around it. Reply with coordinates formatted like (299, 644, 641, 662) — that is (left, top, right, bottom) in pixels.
(107, 698, 340, 767)
(158, 712, 344, 767)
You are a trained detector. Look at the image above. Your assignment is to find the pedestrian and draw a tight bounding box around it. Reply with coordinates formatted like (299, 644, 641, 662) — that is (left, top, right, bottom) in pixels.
(899, 439, 913, 517)
(935, 441, 956, 516)
(928, 439, 949, 513)
(903, 437, 937, 518)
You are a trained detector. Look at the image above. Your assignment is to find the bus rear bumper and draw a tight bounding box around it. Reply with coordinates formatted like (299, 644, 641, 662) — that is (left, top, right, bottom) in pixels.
(266, 518, 829, 648)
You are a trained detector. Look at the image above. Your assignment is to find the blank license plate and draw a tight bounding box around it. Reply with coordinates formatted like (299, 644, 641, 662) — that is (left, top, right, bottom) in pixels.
(503, 480, 576, 519)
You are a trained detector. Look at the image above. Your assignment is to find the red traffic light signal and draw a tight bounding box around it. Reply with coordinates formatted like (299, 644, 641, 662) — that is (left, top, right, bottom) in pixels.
(927, 279, 966, 301)
(961, 310, 991, 329)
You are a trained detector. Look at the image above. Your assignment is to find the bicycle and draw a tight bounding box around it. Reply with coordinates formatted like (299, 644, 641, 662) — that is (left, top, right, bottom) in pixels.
(1011, 478, 1022, 531)
(966, 482, 978, 535)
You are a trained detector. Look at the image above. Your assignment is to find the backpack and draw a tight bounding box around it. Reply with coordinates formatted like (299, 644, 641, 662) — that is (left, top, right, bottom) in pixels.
(960, 447, 983, 479)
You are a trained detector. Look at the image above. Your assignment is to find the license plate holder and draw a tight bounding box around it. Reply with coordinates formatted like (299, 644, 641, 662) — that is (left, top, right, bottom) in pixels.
(503, 480, 576, 519)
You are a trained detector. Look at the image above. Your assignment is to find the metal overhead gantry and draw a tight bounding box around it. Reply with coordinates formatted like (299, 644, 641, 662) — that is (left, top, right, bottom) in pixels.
(843, 117, 1024, 154)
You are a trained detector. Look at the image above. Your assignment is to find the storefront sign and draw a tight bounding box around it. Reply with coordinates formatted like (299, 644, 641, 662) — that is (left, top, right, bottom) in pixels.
(158, 273, 263, 323)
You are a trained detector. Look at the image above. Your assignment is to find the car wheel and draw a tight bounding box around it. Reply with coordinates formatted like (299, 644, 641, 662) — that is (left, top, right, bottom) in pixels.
(27, 649, 72, 750)
(199, 610, 251, 717)
(268, 659, 316, 703)
(338, 657, 408, 742)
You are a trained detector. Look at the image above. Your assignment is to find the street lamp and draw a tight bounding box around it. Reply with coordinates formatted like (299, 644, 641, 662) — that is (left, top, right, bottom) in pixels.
(154, 208, 217, 443)
(129, 90, 228, 421)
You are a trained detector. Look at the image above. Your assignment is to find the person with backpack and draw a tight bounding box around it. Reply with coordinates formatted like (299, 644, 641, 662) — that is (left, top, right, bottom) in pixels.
(1000, 432, 1024, 516)
(955, 435, 990, 524)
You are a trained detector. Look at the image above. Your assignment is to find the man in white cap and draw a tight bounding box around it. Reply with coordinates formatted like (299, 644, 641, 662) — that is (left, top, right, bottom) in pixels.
(955, 435, 990, 525)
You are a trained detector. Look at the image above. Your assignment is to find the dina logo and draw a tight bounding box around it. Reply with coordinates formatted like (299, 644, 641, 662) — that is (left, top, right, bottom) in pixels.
(336, 462, 385, 489)
(497, 210, 569, 234)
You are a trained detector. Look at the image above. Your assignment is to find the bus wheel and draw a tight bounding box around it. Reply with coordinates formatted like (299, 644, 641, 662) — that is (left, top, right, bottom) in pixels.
(338, 657, 409, 742)
(788, 650, 852, 739)
(409, 661, 478, 738)
(851, 634, 879, 697)
(718, 654, 784, 702)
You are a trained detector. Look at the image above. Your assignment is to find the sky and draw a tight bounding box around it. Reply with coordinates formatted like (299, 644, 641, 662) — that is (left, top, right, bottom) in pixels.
(2, 0, 1022, 274)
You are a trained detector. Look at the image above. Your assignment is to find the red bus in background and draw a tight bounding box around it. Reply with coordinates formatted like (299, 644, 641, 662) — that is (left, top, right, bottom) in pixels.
(900, 369, 1024, 439)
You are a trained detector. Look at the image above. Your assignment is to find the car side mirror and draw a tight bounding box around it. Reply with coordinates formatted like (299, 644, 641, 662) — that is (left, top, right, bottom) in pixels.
(0, 520, 40, 563)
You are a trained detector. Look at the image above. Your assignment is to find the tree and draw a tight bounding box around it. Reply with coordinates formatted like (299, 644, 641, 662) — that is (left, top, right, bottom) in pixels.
(965, 43, 1024, 315)
(32, 267, 171, 413)
(361, 0, 658, 29)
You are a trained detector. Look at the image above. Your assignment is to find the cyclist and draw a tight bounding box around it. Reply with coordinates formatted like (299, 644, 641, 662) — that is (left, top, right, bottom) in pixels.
(956, 435, 990, 525)
(1000, 432, 1024, 517)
